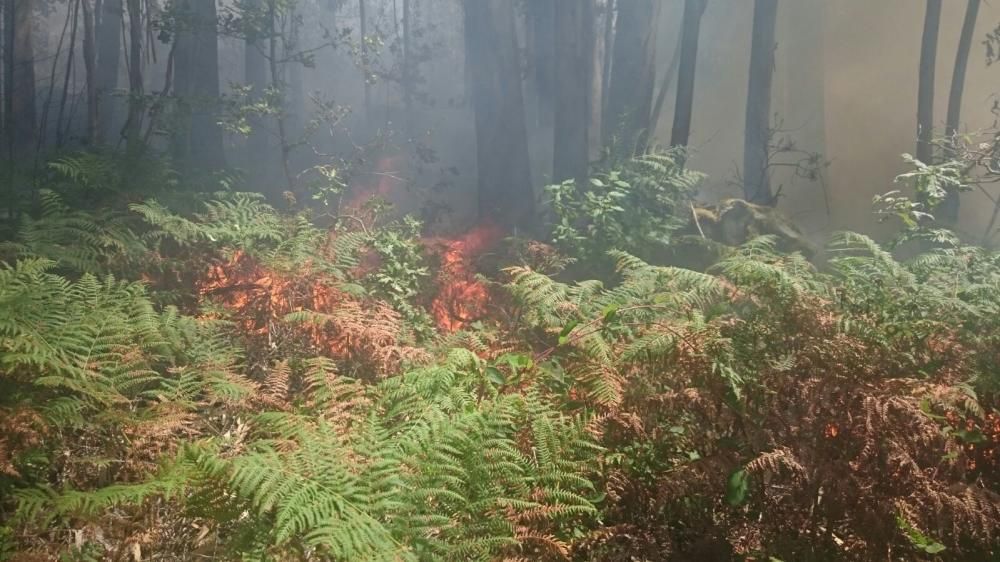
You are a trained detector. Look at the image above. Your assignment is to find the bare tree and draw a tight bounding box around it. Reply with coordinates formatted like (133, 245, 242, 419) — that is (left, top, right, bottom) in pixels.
(463, 0, 534, 229)
(553, 0, 594, 183)
(743, 0, 778, 205)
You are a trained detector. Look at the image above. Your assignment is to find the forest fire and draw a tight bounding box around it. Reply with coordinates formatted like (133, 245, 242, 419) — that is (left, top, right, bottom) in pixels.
(427, 222, 505, 332)
(200, 250, 340, 337)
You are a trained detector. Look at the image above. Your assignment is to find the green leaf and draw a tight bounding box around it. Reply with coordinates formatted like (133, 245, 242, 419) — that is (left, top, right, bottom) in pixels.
(503, 353, 531, 369)
(921, 542, 946, 555)
(601, 304, 619, 325)
(725, 468, 750, 506)
(558, 320, 580, 345)
(485, 366, 505, 386)
(954, 429, 986, 444)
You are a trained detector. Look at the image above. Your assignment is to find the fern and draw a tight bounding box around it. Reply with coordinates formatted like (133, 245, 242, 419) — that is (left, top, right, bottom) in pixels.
(188, 350, 601, 560)
(0, 190, 146, 275)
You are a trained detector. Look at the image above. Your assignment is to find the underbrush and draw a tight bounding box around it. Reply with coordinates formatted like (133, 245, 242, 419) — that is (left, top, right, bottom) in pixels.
(1, 152, 999, 561)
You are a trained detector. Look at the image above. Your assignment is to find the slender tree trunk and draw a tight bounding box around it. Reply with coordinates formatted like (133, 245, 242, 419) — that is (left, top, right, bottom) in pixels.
(123, 0, 142, 152)
(56, 0, 81, 147)
(8, 0, 35, 158)
(82, 0, 98, 144)
(743, 0, 778, 205)
(401, 0, 412, 132)
(463, 0, 534, 230)
(600, 0, 614, 127)
(38, 0, 74, 153)
(527, 0, 555, 128)
(4, 0, 13, 160)
(553, 0, 594, 183)
(284, 10, 304, 138)
(358, 0, 371, 125)
(590, 6, 605, 158)
(604, 0, 660, 152)
(939, 0, 980, 224)
(670, 0, 707, 148)
(268, 3, 293, 192)
(244, 0, 268, 164)
(916, 0, 942, 166)
(172, 0, 225, 170)
(0, 0, 5, 142)
(95, 0, 121, 143)
(650, 32, 680, 144)
(142, 38, 173, 145)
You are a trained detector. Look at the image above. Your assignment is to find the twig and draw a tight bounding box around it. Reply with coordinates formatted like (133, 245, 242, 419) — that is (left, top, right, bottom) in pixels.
(691, 203, 706, 238)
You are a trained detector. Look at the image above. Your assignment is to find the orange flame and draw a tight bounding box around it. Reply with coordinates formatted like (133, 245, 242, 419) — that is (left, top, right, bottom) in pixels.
(428, 222, 505, 332)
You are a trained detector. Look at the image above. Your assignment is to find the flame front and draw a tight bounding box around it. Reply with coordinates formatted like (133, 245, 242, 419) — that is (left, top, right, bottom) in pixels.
(428, 222, 505, 332)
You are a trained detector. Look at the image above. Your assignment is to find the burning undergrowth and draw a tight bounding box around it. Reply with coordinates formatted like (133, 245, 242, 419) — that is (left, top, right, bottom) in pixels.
(198, 248, 429, 376)
(425, 221, 506, 332)
(193, 219, 518, 375)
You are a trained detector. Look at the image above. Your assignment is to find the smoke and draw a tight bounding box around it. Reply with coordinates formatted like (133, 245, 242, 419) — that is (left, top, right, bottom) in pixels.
(32, 0, 1000, 241)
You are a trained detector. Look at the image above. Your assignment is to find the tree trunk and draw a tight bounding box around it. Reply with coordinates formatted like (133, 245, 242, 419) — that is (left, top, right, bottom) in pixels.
(55, 0, 80, 147)
(244, 0, 269, 164)
(123, 0, 142, 152)
(939, 0, 980, 224)
(95, 0, 121, 143)
(603, 0, 660, 153)
(527, 0, 555, 128)
(358, 0, 372, 125)
(8, 0, 35, 158)
(284, 10, 305, 138)
(463, 0, 534, 230)
(401, 0, 412, 132)
(553, 0, 594, 183)
(172, 0, 225, 171)
(743, 0, 778, 205)
(650, 32, 681, 145)
(38, 0, 74, 153)
(268, 3, 293, 192)
(916, 0, 942, 166)
(82, 0, 98, 145)
(600, 0, 614, 127)
(670, 0, 707, 148)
